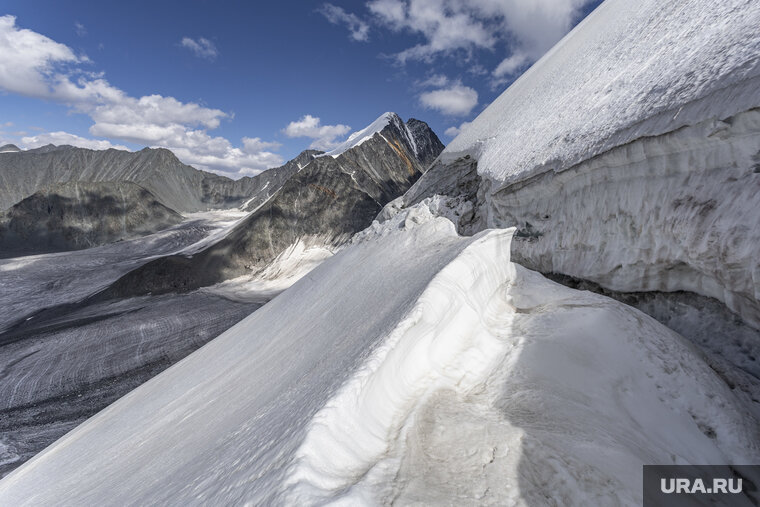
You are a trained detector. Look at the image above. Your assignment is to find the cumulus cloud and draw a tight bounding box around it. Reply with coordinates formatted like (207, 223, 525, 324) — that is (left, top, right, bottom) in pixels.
(0, 15, 82, 98)
(443, 120, 472, 138)
(283, 115, 352, 150)
(366, 0, 593, 81)
(415, 73, 450, 88)
(319, 4, 370, 42)
(369, 0, 494, 63)
(493, 51, 528, 78)
(0, 15, 281, 176)
(419, 83, 478, 116)
(74, 22, 86, 38)
(180, 37, 218, 60)
(160, 129, 284, 176)
(242, 137, 282, 153)
(21, 131, 129, 151)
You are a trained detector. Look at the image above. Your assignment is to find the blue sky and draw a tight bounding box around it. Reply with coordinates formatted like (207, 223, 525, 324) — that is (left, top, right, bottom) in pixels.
(0, 0, 602, 177)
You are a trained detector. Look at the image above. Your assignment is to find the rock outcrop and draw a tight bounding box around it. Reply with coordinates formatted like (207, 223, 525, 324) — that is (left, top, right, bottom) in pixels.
(0, 181, 182, 258)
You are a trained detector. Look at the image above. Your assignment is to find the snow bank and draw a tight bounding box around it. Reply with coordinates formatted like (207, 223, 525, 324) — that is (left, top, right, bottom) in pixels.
(493, 108, 760, 328)
(282, 227, 516, 503)
(440, 0, 760, 184)
(3, 214, 757, 505)
(352, 195, 473, 244)
(406, 0, 760, 332)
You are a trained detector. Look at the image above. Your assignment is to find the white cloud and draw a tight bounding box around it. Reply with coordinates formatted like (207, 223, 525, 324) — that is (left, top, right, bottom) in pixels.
(369, 0, 494, 63)
(366, 0, 593, 77)
(74, 22, 86, 38)
(0, 15, 81, 98)
(415, 73, 450, 88)
(180, 37, 218, 60)
(161, 130, 284, 176)
(0, 16, 281, 176)
(468, 64, 489, 76)
(283, 115, 352, 150)
(242, 137, 282, 152)
(21, 131, 129, 151)
(319, 4, 370, 42)
(419, 83, 478, 116)
(443, 121, 472, 137)
(493, 51, 528, 78)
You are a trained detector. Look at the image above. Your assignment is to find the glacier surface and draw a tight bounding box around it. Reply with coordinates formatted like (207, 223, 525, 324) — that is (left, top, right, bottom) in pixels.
(0, 215, 758, 505)
(2, 0, 760, 503)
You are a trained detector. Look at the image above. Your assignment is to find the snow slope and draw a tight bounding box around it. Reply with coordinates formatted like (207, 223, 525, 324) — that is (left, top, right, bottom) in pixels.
(408, 0, 760, 330)
(1, 212, 757, 505)
(440, 0, 760, 184)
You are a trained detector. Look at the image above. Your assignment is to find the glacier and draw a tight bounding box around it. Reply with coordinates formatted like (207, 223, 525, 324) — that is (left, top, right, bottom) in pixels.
(2, 0, 760, 503)
(0, 212, 757, 505)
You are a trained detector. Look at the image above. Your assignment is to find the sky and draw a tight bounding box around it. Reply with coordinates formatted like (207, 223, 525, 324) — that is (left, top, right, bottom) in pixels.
(0, 0, 603, 178)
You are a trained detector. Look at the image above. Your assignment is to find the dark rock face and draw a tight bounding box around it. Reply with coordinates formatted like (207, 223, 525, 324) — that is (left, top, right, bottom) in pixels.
(0, 145, 256, 212)
(104, 114, 444, 296)
(405, 118, 445, 169)
(0, 182, 182, 258)
(240, 149, 323, 212)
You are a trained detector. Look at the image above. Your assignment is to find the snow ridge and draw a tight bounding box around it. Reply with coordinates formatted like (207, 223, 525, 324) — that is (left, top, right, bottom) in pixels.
(320, 112, 396, 158)
(279, 222, 760, 505)
(281, 227, 517, 503)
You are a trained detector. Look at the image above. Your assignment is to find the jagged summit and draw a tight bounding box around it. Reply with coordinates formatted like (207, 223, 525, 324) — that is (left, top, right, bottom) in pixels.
(320, 112, 443, 167)
(321, 112, 398, 158)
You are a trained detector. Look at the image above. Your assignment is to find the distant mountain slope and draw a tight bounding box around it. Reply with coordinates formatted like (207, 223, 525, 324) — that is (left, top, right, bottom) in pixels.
(239, 149, 323, 212)
(0, 145, 256, 212)
(105, 113, 444, 295)
(0, 181, 182, 258)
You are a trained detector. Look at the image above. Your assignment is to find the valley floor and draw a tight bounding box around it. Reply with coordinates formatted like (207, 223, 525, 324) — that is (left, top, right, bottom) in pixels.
(0, 210, 261, 477)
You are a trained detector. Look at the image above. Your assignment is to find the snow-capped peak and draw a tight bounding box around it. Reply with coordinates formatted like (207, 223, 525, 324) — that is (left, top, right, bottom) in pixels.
(320, 112, 400, 158)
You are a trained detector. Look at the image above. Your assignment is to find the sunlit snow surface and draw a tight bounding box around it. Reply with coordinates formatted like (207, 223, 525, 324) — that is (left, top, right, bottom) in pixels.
(0, 213, 757, 505)
(2, 0, 760, 503)
(443, 0, 760, 184)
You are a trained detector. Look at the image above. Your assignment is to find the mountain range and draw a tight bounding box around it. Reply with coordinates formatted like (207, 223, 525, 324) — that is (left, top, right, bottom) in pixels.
(0, 112, 443, 477)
